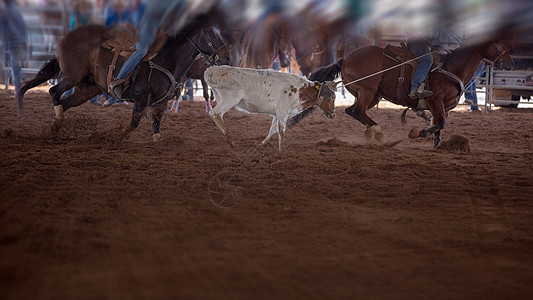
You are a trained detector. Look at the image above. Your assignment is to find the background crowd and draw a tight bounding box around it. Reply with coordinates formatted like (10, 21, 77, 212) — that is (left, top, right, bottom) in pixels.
(2, 0, 533, 108)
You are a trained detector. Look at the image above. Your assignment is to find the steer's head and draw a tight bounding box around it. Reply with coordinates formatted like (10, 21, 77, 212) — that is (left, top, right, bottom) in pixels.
(298, 81, 337, 118)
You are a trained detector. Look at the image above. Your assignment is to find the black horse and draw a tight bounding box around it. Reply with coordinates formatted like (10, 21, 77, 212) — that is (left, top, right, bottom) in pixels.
(17, 8, 230, 141)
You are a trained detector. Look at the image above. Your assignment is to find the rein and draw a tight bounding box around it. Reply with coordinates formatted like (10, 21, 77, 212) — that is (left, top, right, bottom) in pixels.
(144, 27, 227, 106)
(435, 68, 464, 110)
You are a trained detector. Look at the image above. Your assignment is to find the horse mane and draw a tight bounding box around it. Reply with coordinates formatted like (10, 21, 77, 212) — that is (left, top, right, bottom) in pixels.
(308, 59, 344, 82)
(441, 39, 489, 71)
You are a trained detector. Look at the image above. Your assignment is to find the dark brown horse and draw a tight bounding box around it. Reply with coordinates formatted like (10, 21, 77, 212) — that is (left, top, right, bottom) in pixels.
(336, 32, 372, 60)
(184, 28, 243, 114)
(239, 11, 292, 69)
(17, 10, 230, 141)
(297, 39, 513, 147)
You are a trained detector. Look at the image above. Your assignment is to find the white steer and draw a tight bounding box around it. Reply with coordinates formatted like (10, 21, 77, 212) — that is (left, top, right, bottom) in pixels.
(205, 65, 337, 150)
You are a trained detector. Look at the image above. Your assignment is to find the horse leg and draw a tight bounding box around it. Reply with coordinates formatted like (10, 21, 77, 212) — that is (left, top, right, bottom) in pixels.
(151, 101, 167, 142)
(128, 95, 148, 133)
(201, 78, 212, 114)
(48, 77, 81, 119)
(345, 89, 384, 142)
(261, 117, 279, 147)
(61, 80, 102, 111)
(411, 108, 432, 121)
(413, 100, 446, 147)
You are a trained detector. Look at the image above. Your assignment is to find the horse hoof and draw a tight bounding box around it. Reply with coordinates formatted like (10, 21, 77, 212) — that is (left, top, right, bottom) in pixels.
(54, 105, 64, 120)
(408, 127, 420, 139)
(153, 133, 161, 142)
(375, 132, 384, 143)
(344, 107, 354, 116)
(371, 125, 384, 142)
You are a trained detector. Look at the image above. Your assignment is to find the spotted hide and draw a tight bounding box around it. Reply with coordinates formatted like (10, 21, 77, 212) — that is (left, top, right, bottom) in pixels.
(205, 65, 337, 150)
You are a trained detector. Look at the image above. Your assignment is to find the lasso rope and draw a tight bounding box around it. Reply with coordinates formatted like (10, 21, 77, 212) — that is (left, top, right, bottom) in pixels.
(338, 52, 435, 87)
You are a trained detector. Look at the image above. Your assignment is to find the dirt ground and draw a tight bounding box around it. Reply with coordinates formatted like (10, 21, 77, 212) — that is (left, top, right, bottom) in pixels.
(1, 87, 532, 299)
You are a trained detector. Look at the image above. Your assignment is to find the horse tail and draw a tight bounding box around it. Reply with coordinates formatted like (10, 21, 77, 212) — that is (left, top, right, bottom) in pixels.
(17, 58, 61, 116)
(401, 108, 409, 125)
(308, 59, 344, 82)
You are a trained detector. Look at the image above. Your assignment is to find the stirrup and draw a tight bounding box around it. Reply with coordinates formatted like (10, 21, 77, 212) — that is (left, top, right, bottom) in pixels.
(418, 90, 433, 98)
(109, 78, 125, 99)
(409, 89, 433, 99)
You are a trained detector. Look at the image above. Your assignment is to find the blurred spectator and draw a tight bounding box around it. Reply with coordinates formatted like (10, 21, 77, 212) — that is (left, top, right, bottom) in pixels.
(130, 0, 146, 28)
(0, 0, 29, 92)
(105, 0, 133, 27)
(67, 0, 97, 102)
(465, 62, 486, 112)
(183, 78, 194, 101)
(70, 0, 92, 29)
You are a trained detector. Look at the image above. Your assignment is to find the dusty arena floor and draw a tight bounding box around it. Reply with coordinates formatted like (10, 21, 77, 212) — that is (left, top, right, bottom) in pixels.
(1, 87, 532, 299)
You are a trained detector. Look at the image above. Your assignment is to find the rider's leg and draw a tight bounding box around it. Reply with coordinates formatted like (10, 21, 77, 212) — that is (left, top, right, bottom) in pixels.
(109, 15, 160, 98)
(408, 41, 433, 98)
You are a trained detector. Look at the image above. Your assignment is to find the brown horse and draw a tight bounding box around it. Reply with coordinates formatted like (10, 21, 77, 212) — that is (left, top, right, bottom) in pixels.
(17, 10, 230, 141)
(239, 11, 292, 69)
(298, 39, 513, 147)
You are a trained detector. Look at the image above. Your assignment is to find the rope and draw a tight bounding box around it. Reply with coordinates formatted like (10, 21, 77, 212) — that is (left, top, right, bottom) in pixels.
(339, 52, 434, 87)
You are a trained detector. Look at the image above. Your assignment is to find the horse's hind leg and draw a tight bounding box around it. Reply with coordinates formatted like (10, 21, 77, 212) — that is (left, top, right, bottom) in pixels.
(61, 81, 102, 111)
(151, 101, 167, 142)
(49, 73, 89, 118)
(51, 78, 101, 120)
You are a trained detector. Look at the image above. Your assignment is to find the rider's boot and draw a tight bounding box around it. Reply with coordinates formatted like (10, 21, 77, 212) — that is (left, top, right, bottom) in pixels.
(409, 83, 433, 99)
(109, 78, 125, 99)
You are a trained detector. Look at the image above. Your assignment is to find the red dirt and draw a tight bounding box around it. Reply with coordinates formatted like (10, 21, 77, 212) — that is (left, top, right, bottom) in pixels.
(1, 88, 533, 299)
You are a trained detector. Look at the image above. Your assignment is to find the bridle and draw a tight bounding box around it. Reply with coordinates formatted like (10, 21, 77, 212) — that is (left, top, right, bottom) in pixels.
(186, 26, 227, 67)
(482, 42, 512, 68)
(147, 27, 227, 106)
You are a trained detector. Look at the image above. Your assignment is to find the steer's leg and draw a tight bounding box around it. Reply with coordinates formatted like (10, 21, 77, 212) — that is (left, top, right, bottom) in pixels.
(261, 117, 279, 146)
(277, 118, 288, 151)
(209, 89, 240, 146)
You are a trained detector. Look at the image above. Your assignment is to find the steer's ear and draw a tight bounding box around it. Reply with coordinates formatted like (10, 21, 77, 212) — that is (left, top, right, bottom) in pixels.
(313, 81, 321, 91)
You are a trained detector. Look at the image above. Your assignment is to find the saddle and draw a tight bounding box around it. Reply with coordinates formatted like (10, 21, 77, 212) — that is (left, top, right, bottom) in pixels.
(383, 43, 443, 106)
(100, 26, 169, 95)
